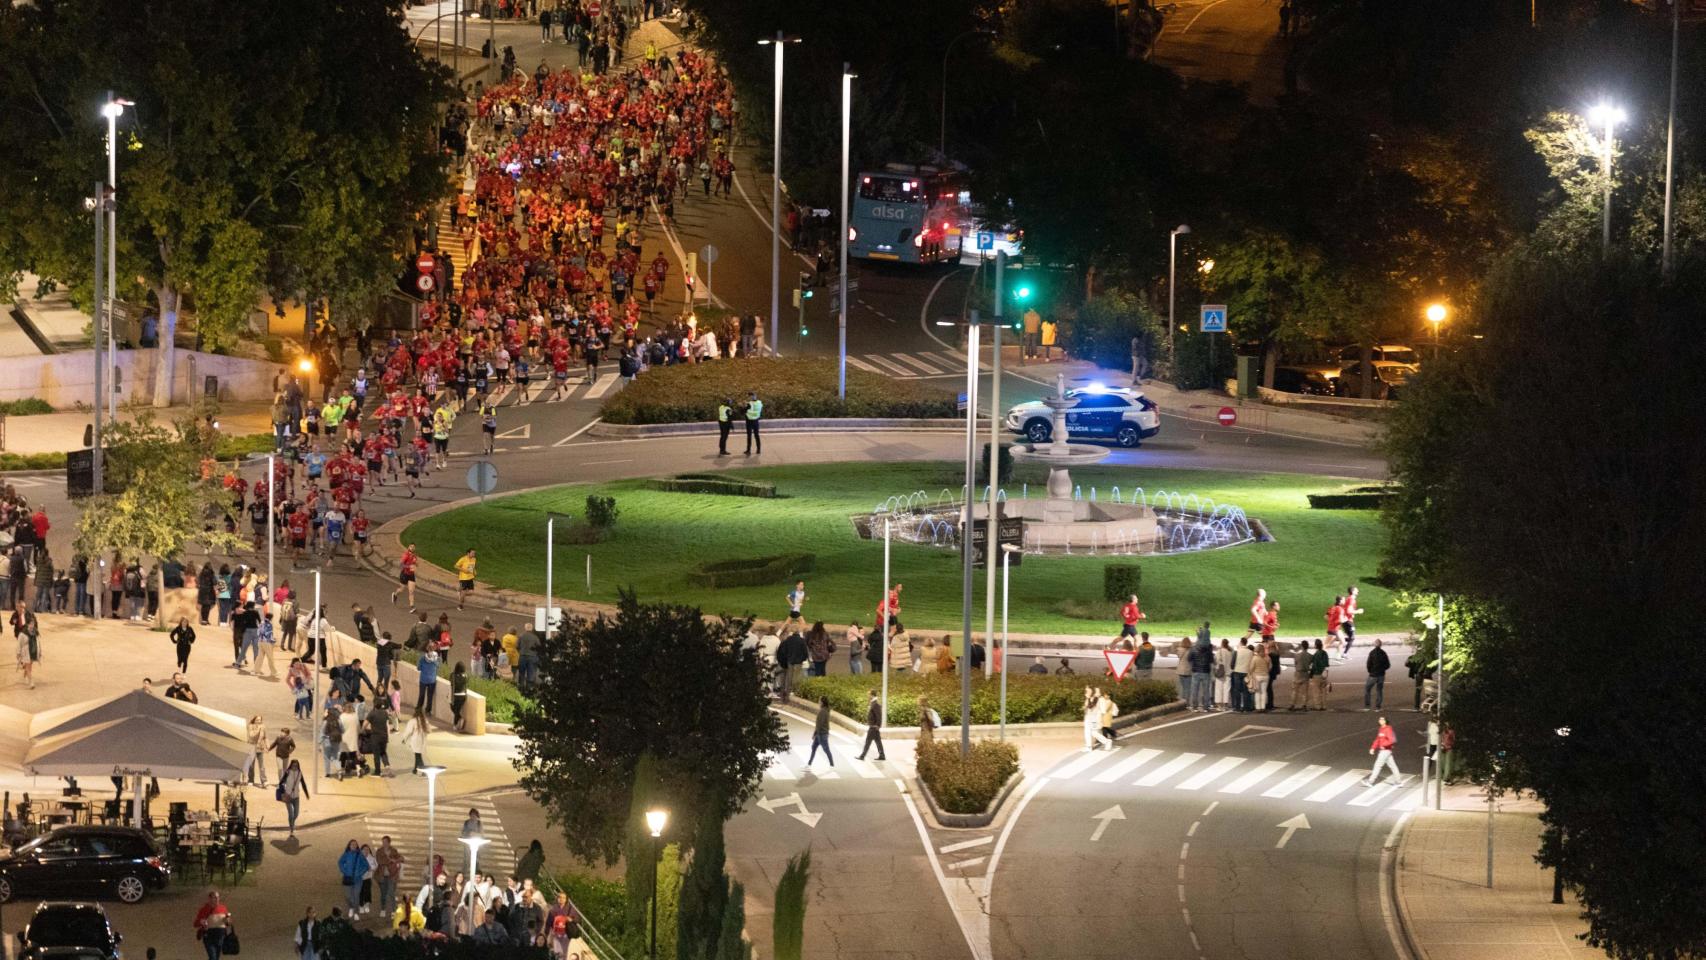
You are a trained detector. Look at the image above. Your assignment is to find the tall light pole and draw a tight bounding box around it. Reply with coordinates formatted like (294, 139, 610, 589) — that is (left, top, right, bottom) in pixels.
(422, 765, 446, 881)
(310, 569, 322, 792)
(839, 65, 855, 400)
(90, 183, 107, 502)
(1662, 0, 1681, 278)
(1588, 103, 1625, 257)
(952, 313, 984, 756)
(999, 543, 1017, 739)
(459, 835, 489, 880)
(102, 95, 130, 420)
(1425, 302, 1447, 359)
(758, 33, 801, 356)
(880, 517, 891, 723)
(645, 809, 669, 960)
(939, 29, 994, 158)
(1168, 225, 1190, 377)
(982, 253, 1007, 679)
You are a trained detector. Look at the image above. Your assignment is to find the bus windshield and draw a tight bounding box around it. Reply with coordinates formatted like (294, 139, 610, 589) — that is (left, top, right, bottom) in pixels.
(858, 175, 925, 204)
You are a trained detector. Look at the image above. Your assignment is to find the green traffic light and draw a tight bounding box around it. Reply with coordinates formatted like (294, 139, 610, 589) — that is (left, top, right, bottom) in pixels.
(1014, 284, 1033, 301)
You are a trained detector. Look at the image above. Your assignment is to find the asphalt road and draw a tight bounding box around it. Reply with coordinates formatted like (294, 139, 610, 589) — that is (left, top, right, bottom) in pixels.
(1151, 0, 1289, 101)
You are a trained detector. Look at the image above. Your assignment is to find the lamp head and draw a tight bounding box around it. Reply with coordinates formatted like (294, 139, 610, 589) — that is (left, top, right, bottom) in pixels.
(1172, 224, 1191, 236)
(1588, 103, 1627, 128)
(420, 764, 446, 782)
(1425, 303, 1447, 324)
(645, 808, 669, 838)
(101, 99, 132, 120)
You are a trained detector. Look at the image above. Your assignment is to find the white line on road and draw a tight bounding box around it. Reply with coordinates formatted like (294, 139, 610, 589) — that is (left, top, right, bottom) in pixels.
(987, 775, 1051, 883)
(890, 353, 943, 375)
(1304, 770, 1366, 803)
(1052, 746, 1121, 780)
(1349, 782, 1403, 807)
(1220, 760, 1288, 794)
(845, 356, 884, 375)
(1136, 752, 1204, 787)
(899, 780, 990, 960)
(1177, 756, 1246, 791)
(1262, 764, 1330, 798)
(582, 459, 634, 466)
(552, 417, 603, 446)
(1181, 0, 1234, 33)
(1091, 747, 1163, 783)
(1380, 810, 1416, 960)
(944, 856, 987, 871)
(938, 836, 994, 855)
(1201, 801, 1219, 816)
(584, 376, 620, 399)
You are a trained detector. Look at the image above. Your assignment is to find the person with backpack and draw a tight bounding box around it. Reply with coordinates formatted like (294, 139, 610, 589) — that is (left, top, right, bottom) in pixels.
(278, 757, 308, 838)
(320, 705, 343, 779)
(917, 697, 939, 741)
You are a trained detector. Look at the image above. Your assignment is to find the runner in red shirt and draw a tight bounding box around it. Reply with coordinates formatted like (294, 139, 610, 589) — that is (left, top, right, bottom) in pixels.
(351, 510, 371, 559)
(390, 543, 420, 610)
(287, 507, 311, 564)
(1119, 595, 1145, 638)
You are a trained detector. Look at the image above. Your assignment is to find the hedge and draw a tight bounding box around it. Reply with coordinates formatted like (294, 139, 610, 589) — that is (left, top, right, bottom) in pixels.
(0, 399, 53, 416)
(599, 357, 957, 424)
(646, 473, 776, 497)
(687, 552, 814, 589)
(1306, 486, 1397, 510)
(1102, 564, 1142, 602)
(796, 672, 1177, 726)
(917, 738, 1019, 814)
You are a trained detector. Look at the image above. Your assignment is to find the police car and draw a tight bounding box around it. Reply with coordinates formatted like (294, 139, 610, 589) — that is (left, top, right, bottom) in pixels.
(1004, 385, 1161, 448)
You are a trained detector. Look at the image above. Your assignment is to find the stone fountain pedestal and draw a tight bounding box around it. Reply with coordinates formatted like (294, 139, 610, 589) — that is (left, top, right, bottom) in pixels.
(1003, 376, 1159, 552)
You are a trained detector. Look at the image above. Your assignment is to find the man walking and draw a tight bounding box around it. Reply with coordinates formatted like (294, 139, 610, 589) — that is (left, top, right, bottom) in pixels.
(743, 391, 763, 455)
(375, 836, 406, 919)
(1134, 632, 1155, 680)
(1363, 638, 1391, 710)
(716, 397, 733, 456)
(855, 689, 886, 761)
(1363, 716, 1401, 785)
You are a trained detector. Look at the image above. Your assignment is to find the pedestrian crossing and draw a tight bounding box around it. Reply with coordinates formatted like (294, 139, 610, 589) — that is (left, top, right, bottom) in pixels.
(844, 351, 990, 380)
(1047, 745, 1423, 813)
(364, 793, 516, 886)
(763, 743, 890, 782)
(476, 373, 625, 409)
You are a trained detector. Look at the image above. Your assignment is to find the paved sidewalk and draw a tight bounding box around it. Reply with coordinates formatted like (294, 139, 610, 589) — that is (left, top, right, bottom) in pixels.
(1396, 785, 1604, 960)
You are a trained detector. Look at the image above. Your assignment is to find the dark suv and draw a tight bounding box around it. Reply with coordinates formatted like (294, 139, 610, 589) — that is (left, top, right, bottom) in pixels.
(16, 901, 124, 960)
(0, 826, 169, 905)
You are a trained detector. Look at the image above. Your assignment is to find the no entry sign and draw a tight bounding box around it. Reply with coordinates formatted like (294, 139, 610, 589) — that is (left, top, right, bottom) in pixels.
(1104, 649, 1137, 681)
(1217, 406, 1237, 426)
(416, 253, 435, 274)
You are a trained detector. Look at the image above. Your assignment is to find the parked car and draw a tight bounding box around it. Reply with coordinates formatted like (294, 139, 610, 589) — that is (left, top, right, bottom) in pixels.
(1337, 343, 1421, 367)
(1004, 385, 1161, 448)
(1269, 366, 1336, 396)
(1335, 360, 1415, 400)
(15, 901, 124, 960)
(0, 826, 169, 905)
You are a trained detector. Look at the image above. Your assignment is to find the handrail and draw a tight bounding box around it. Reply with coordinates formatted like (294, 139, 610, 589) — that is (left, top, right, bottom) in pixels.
(535, 862, 629, 960)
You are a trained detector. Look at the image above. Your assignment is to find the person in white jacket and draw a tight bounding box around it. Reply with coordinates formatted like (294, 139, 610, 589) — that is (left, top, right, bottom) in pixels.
(402, 706, 431, 775)
(1213, 640, 1235, 710)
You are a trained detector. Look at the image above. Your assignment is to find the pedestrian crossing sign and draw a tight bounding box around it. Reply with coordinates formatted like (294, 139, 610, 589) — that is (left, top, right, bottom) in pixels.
(1200, 305, 1228, 333)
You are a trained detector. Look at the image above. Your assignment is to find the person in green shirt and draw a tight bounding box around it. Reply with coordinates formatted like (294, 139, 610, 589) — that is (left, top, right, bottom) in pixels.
(1134, 632, 1156, 680)
(322, 398, 344, 435)
(743, 391, 763, 456)
(1307, 638, 1330, 710)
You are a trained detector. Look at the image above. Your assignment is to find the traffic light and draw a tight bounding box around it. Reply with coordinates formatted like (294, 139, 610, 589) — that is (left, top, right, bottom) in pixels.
(1012, 282, 1034, 302)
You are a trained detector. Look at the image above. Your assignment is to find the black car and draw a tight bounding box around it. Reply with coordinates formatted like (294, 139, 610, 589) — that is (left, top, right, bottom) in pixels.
(16, 901, 123, 960)
(0, 826, 169, 905)
(1270, 366, 1335, 397)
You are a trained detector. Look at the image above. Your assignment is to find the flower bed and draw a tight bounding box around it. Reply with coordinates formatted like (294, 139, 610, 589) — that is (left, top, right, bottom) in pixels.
(917, 738, 1020, 814)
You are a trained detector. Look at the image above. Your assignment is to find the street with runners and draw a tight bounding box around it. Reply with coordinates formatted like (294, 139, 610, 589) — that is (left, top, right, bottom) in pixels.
(0, 1, 1698, 960)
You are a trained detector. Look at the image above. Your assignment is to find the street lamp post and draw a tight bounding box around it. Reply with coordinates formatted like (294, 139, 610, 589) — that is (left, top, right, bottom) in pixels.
(1168, 225, 1190, 377)
(939, 29, 994, 158)
(1588, 103, 1626, 257)
(999, 544, 1018, 739)
(758, 33, 801, 356)
(983, 253, 1007, 679)
(310, 569, 322, 792)
(644, 809, 669, 960)
(90, 182, 106, 506)
(880, 517, 891, 723)
(839, 66, 855, 400)
(459, 835, 489, 881)
(1425, 303, 1447, 360)
(958, 314, 982, 756)
(266, 454, 275, 607)
(1663, 0, 1681, 278)
(422, 765, 446, 881)
(102, 95, 128, 420)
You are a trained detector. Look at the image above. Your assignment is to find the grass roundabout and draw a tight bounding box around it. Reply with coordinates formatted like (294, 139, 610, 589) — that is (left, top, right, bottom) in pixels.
(405, 462, 1399, 637)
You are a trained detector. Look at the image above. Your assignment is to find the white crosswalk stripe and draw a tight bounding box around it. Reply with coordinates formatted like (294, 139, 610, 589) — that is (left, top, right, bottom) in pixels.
(1040, 745, 1419, 812)
(844, 356, 885, 375)
(863, 354, 920, 378)
(888, 353, 944, 375)
(364, 795, 515, 886)
(583, 376, 620, 399)
(847, 350, 992, 379)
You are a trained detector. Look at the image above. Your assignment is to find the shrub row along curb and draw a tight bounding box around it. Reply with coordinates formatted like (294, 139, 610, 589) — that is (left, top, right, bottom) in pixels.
(589, 417, 984, 438)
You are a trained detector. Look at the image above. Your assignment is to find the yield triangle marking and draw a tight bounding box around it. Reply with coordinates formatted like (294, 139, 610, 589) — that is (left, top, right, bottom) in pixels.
(1103, 649, 1137, 680)
(1217, 724, 1290, 745)
(495, 424, 531, 439)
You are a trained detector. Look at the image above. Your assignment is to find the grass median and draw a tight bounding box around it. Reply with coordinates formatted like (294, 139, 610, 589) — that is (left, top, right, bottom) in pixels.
(599, 356, 956, 423)
(405, 462, 1399, 638)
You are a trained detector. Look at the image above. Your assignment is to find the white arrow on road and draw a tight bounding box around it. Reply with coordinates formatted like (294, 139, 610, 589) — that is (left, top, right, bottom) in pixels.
(1275, 813, 1311, 848)
(756, 792, 822, 828)
(1089, 804, 1126, 842)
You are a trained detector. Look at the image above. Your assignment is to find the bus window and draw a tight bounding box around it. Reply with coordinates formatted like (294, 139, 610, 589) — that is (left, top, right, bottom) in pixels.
(859, 176, 923, 203)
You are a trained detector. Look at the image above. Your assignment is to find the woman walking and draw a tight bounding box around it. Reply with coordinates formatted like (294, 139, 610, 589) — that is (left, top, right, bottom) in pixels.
(916, 697, 937, 741)
(449, 661, 469, 733)
(12, 600, 40, 689)
(416, 648, 440, 714)
(196, 563, 216, 625)
(246, 714, 268, 787)
(846, 621, 865, 675)
(279, 758, 308, 837)
(806, 697, 835, 768)
(338, 840, 366, 916)
(402, 706, 430, 774)
(170, 617, 196, 673)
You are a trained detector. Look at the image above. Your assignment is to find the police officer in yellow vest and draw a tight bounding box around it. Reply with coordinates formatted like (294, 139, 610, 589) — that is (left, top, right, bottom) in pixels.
(744, 391, 763, 456)
(717, 397, 734, 456)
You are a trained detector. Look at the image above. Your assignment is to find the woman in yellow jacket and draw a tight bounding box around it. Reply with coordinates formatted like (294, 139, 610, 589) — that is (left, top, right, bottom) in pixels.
(918, 635, 939, 676)
(936, 637, 956, 675)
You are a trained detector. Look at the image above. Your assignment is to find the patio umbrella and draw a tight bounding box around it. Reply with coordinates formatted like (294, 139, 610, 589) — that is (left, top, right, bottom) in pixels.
(28, 688, 246, 742)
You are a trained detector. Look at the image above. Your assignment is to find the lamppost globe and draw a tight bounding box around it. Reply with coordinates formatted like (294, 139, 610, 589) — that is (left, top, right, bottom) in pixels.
(1425, 303, 1447, 325)
(459, 836, 490, 878)
(645, 808, 669, 838)
(1588, 103, 1627, 128)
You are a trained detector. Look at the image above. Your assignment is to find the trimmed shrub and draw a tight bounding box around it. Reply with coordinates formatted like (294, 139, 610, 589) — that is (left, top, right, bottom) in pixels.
(599, 357, 956, 424)
(1102, 564, 1142, 602)
(687, 553, 815, 589)
(1306, 486, 1397, 510)
(585, 494, 620, 530)
(647, 473, 776, 497)
(976, 442, 1014, 487)
(917, 738, 1020, 814)
(797, 673, 1176, 726)
(0, 399, 53, 416)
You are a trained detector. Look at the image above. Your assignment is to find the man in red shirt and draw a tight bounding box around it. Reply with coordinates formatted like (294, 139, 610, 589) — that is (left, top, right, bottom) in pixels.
(1363, 716, 1401, 786)
(287, 506, 311, 564)
(1119, 594, 1145, 638)
(30, 508, 49, 543)
(390, 543, 420, 611)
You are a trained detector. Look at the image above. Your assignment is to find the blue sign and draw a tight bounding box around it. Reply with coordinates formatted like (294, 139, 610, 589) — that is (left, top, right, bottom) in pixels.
(957, 392, 969, 412)
(976, 232, 994, 251)
(1200, 304, 1228, 333)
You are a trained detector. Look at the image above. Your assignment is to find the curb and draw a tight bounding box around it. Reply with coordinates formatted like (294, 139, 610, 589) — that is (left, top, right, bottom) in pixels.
(588, 417, 984, 439)
(1388, 809, 1427, 960)
(911, 769, 1025, 830)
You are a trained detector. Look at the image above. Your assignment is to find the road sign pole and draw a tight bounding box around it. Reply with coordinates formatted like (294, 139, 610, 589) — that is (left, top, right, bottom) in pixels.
(959, 319, 981, 757)
(983, 252, 1004, 680)
(839, 65, 852, 401)
(1000, 545, 1011, 739)
(881, 517, 890, 727)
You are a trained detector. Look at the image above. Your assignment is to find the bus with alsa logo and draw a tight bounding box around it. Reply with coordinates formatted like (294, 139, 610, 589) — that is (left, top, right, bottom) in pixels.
(848, 164, 970, 264)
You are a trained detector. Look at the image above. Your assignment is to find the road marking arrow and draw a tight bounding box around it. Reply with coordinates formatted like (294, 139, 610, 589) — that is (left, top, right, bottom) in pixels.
(1090, 804, 1126, 842)
(495, 424, 531, 440)
(1275, 813, 1310, 848)
(1217, 724, 1290, 745)
(756, 792, 823, 828)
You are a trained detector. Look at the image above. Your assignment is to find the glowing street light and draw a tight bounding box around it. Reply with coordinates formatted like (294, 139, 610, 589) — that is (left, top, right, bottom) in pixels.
(1587, 102, 1627, 256)
(645, 809, 669, 960)
(458, 835, 489, 880)
(421, 765, 446, 878)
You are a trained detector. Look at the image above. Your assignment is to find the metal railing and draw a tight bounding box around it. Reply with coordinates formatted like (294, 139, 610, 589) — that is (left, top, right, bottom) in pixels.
(535, 863, 630, 960)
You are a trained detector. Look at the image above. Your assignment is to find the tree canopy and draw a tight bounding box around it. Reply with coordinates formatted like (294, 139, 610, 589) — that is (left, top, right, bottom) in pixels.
(514, 592, 786, 866)
(0, 0, 449, 369)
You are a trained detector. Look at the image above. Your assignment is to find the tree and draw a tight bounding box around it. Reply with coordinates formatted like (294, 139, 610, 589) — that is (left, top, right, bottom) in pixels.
(714, 880, 751, 960)
(1381, 246, 1706, 959)
(675, 802, 729, 960)
(771, 849, 811, 960)
(73, 411, 244, 562)
(0, 0, 448, 402)
(515, 592, 787, 866)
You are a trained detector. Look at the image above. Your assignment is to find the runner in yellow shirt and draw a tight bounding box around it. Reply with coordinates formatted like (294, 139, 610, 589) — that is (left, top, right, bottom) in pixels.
(454, 549, 478, 611)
